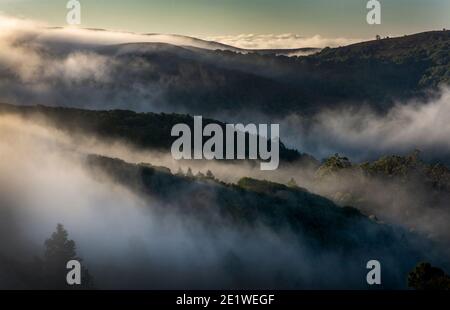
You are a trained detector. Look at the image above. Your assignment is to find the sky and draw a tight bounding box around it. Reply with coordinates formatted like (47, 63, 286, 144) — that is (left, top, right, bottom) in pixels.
(0, 0, 448, 39)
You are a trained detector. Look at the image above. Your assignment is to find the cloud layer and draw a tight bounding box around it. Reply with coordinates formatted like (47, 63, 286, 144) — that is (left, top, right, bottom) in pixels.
(1, 14, 450, 164)
(204, 33, 363, 49)
(0, 113, 396, 289)
(279, 87, 450, 161)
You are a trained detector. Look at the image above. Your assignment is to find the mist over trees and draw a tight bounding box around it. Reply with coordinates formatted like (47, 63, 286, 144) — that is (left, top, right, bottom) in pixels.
(0, 17, 449, 290)
(0, 21, 448, 117)
(0, 224, 93, 289)
(408, 262, 450, 290)
(37, 224, 93, 289)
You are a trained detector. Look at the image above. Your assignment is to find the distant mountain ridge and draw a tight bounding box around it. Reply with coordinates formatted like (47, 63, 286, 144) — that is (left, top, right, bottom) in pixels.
(1, 28, 448, 118)
(48, 27, 321, 55)
(142, 33, 244, 52)
(0, 103, 316, 166)
(82, 153, 443, 288)
(310, 30, 450, 88)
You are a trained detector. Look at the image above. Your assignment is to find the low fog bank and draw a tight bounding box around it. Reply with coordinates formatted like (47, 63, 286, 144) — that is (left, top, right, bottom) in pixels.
(2, 14, 445, 126)
(277, 86, 450, 162)
(0, 15, 321, 114)
(3, 108, 450, 255)
(2, 14, 450, 164)
(0, 114, 440, 289)
(204, 33, 362, 50)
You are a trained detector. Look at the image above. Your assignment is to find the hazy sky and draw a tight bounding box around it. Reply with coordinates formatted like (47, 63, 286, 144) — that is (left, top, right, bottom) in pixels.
(0, 0, 448, 38)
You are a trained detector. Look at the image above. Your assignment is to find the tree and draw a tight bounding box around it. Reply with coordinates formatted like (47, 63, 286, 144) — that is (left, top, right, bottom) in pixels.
(408, 149, 421, 162)
(206, 170, 215, 179)
(40, 224, 93, 289)
(196, 171, 205, 179)
(175, 167, 184, 176)
(287, 178, 298, 187)
(44, 224, 77, 264)
(316, 153, 352, 179)
(186, 168, 194, 178)
(408, 262, 450, 290)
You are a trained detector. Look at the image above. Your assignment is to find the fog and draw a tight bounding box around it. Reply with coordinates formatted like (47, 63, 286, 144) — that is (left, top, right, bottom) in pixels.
(277, 87, 450, 162)
(1, 113, 395, 289)
(204, 33, 363, 49)
(204, 92, 450, 250)
(3, 14, 450, 163)
(1, 14, 449, 289)
(4, 105, 449, 255)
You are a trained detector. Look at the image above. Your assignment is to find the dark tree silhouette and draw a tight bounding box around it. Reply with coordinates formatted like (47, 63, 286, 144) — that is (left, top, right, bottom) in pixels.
(206, 170, 215, 179)
(39, 224, 93, 289)
(186, 168, 194, 178)
(287, 178, 298, 187)
(44, 224, 77, 263)
(408, 262, 450, 290)
(196, 171, 205, 179)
